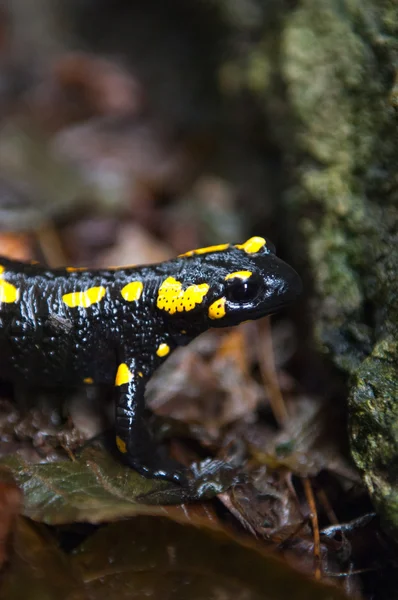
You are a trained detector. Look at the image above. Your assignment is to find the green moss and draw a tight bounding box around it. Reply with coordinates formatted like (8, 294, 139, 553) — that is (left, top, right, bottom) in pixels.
(216, 0, 398, 536)
(224, 0, 398, 535)
(349, 338, 398, 533)
(280, 0, 398, 534)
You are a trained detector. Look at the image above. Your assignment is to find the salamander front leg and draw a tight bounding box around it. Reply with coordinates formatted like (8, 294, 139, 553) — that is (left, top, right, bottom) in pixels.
(114, 360, 187, 485)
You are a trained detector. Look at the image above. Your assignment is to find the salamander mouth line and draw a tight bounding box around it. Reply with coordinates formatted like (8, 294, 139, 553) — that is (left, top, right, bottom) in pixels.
(215, 301, 293, 326)
(240, 300, 295, 318)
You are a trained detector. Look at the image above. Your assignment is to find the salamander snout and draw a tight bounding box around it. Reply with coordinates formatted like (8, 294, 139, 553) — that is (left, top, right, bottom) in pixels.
(268, 257, 302, 310)
(205, 252, 302, 327)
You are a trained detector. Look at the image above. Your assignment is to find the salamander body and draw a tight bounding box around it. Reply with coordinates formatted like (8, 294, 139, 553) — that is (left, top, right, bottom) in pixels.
(0, 236, 302, 482)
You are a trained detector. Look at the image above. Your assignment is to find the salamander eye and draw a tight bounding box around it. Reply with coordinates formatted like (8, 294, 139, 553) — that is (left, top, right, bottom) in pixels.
(225, 279, 262, 304)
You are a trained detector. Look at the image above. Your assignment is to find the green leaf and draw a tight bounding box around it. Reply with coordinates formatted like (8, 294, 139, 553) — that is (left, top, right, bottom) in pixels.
(0, 448, 237, 524)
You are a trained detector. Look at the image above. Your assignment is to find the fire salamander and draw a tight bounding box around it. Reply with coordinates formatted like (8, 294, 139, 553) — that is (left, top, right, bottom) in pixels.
(0, 236, 301, 484)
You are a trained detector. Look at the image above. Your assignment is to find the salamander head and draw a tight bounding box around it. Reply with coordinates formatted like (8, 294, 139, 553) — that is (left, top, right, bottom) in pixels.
(156, 236, 302, 337)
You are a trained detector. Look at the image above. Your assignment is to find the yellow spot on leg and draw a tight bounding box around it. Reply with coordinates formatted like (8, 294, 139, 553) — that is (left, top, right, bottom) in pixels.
(66, 266, 88, 272)
(0, 279, 20, 303)
(225, 270, 252, 280)
(115, 363, 133, 386)
(62, 286, 107, 308)
(235, 237, 266, 254)
(208, 297, 227, 320)
(116, 436, 127, 454)
(156, 343, 170, 357)
(83, 377, 94, 384)
(121, 281, 143, 302)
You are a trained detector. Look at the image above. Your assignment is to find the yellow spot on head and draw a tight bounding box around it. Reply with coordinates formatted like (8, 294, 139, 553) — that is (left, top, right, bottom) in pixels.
(62, 286, 106, 308)
(179, 243, 229, 257)
(138, 371, 144, 378)
(0, 266, 5, 275)
(182, 283, 209, 312)
(115, 363, 133, 386)
(235, 237, 266, 254)
(121, 280, 143, 302)
(156, 343, 170, 358)
(225, 270, 252, 281)
(208, 297, 227, 320)
(0, 280, 19, 303)
(157, 277, 209, 314)
(116, 436, 127, 454)
(83, 377, 94, 384)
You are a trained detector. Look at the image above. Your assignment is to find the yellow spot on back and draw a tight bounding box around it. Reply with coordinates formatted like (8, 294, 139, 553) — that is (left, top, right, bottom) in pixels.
(208, 297, 226, 320)
(84, 377, 94, 384)
(115, 363, 133, 386)
(0, 279, 19, 303)
(225, 270, 252, 280)
(116, 436, 127, 454)
(157, 277, 209, 314)
(156, 343, 170, 357)
(0, 266, 19, 303)
(66, 266, 88, 272)
(107, 264, 136, 270)
(179, 243, 229, 257)
(157, 277, 182, 308)
(235, 237, 266, 254)
(62, 286, 106, 308)
(121, 281, 143, 302)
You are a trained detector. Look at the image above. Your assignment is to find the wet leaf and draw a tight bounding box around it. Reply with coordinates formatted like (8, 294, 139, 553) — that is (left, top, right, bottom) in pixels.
(0, 475, 22, 567)
(0, 447, 237, 524)
(219, 474, 306, 542)
(0, 517, 86, 600)
(72, 517, 350, 600)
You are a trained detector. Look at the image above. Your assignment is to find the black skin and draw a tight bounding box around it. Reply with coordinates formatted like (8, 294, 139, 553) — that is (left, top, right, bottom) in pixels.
(0, 238, 302, 484)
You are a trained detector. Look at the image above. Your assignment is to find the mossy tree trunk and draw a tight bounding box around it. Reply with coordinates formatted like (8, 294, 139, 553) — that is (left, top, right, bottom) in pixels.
(217, 0, 398, 536)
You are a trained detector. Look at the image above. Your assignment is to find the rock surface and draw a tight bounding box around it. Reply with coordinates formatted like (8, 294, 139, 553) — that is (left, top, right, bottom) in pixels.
(218, 0, 398, 536)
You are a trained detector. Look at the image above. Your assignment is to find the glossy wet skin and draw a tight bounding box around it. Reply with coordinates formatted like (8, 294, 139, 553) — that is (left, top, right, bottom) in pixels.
(0, 236, 302, 484)
(158, 239, 302, 340)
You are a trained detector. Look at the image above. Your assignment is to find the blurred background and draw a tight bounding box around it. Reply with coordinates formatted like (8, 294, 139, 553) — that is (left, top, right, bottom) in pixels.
(0, 0, 289, 267)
